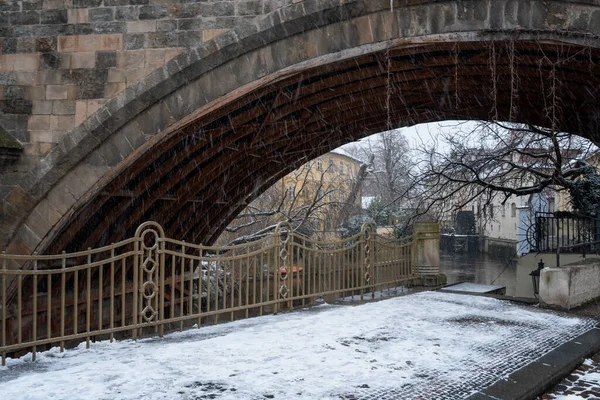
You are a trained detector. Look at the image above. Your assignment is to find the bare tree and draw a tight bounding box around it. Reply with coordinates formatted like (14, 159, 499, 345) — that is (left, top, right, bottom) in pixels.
(404, 120, 598, 228)
(218, 157, 367, 246)
(334, 153, 374, 227)
(344, 130, 413, 224)
(372, 131, 412, 205)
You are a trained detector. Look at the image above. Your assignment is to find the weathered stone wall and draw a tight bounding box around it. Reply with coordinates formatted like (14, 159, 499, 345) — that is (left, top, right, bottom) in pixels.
(0, 0, 297, 197)
(540, 261, 600, 309)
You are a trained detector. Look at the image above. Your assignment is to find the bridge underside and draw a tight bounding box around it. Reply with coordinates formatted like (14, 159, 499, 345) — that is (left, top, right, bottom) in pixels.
(41, 39, 600, 253)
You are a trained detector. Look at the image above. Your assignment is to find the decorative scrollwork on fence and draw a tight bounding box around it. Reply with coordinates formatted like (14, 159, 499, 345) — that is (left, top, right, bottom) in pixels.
(135, 222, 165, 324)
(361, 223, 375, 284)
(276, 222, 292, 299)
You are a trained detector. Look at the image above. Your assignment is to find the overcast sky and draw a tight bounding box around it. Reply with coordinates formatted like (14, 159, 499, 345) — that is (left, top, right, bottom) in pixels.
(341, 120, 481, 154)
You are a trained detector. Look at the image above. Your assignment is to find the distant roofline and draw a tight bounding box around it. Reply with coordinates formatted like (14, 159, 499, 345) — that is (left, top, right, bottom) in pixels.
(329, 148, 366, 165)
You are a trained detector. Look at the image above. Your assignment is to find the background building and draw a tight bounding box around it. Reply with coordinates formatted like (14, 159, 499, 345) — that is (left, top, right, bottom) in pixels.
(440, 147, 587, 257)
(217, 149, 364, 245)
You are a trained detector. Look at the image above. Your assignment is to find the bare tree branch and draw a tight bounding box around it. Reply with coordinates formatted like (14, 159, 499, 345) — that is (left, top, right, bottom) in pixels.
(400, 120, 598, 232)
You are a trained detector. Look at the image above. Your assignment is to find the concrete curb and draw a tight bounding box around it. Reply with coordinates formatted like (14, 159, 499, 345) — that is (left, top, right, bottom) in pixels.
(467, 327, 600, 400)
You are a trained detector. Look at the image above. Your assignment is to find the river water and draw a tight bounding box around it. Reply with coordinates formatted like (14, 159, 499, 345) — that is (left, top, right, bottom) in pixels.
(439, 251, 518, 296)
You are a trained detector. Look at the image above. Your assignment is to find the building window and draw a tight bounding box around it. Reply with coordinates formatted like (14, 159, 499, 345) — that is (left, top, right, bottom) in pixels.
(328, 191, 335, 202)
(317, 159, 322, 171)
(328, 158, 334, 171)
(317, 188, 324, 200)
(501, 204, 506, 217)
(340, 161, 344, 174)
(511, 203, 517, 217)
(340, 188, 345, 201)
(490, 204, 494, 219)
(288, 185, 295, 200)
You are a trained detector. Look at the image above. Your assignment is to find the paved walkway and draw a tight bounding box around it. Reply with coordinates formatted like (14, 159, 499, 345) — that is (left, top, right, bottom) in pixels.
(538, 299, 600, 399)
(0, 291, 597, 400)
(540, 350, 600, 400)
(565, 299, 600, 324)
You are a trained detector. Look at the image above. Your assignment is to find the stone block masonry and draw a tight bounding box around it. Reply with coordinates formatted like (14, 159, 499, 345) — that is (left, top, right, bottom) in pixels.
(540, 261, 600, 310)
(0, 0, 300, 193)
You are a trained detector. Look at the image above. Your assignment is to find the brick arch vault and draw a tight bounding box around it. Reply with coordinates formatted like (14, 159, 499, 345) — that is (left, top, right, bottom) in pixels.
(3, 0, 600, 255)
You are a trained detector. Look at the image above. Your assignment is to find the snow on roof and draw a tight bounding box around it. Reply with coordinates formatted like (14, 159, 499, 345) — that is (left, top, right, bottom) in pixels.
(330, 147, 366, 165)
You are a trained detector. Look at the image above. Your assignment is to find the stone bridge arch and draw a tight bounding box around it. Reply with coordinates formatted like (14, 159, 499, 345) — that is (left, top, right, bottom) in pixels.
(2, 0, 600, 255)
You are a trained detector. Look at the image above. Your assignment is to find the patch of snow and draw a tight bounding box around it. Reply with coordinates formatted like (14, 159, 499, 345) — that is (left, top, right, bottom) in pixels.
(443, 283, 505, 293)
(581, 371, 600, 384)
(330, 147, 365, 165)
(545, 357, 600, 399)
(362, 196, 375, 209)
(0, 292, 594, 400)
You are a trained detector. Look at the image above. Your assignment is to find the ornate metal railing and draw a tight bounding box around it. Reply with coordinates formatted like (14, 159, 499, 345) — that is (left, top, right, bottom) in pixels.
(0, 221, 418, 365)
(534, 212, 600, 254)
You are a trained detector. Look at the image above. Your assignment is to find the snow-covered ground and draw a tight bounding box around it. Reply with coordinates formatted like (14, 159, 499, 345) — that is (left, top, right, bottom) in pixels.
(0, 292, 595, 400)
(337, 285, 412, 301)
(543, 358, 600, 400)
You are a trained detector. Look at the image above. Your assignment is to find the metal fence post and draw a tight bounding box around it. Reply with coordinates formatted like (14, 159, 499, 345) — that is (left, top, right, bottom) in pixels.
(360, 223, 374, 300)
(2, 251, 6, 366)
(273, 225, 280, 314)
(132, 233, 139, 339)
(159, 234, 166, 338)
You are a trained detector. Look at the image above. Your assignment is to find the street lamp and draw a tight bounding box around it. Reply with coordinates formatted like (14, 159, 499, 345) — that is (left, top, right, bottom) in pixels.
(529, 260, 545, 296)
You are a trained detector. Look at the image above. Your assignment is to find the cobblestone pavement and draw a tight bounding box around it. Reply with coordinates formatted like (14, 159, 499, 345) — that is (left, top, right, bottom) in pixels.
(566, 299, 600, 323)
(540, 352, 600, 400)
(144, 304, 599, 400)
(343, 310, 596, 400)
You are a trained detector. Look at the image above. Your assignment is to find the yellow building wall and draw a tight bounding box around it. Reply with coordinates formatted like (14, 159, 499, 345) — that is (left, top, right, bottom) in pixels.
(280, 152, 363, 230)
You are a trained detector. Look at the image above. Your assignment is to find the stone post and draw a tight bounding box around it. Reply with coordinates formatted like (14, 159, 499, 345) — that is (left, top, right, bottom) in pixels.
(412, 223, 441, 280)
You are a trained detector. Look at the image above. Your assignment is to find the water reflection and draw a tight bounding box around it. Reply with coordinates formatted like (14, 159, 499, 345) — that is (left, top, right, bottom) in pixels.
(440, 252, 517, 296)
